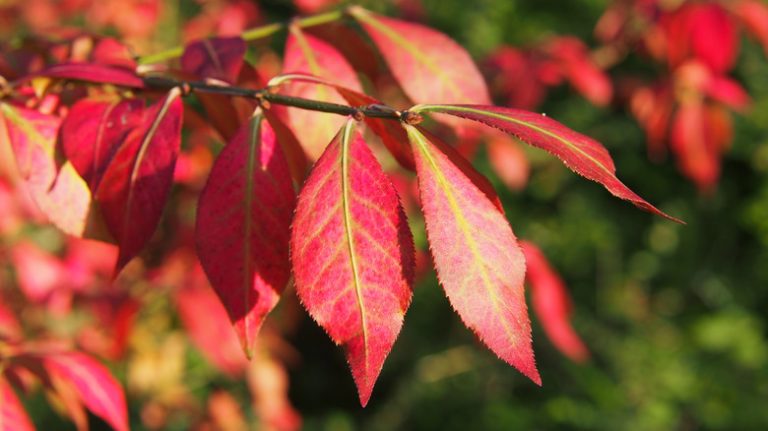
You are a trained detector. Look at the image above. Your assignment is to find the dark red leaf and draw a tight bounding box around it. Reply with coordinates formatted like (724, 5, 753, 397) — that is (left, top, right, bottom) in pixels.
(196, 113, 295, 356)
(96, 89, 184, 273)
(61, 98, 144, 191)
(181, 36, 246, 83)
(33, 63, 144, 88)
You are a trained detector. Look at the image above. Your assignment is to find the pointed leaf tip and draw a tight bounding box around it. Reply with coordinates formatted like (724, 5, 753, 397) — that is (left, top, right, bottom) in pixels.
(196, 113, 295, 355)
(291, 121, 415, 405)
(413, 104, 683, 224)
(405, 124, 540, 385)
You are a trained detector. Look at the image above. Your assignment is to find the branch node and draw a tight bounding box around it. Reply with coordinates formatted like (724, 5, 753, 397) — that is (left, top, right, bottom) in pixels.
(352, 109, 364, 121)
(400, 110, 423, 125)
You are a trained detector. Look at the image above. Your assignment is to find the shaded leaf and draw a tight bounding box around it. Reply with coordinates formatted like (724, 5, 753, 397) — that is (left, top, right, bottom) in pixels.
(196, 113, 295, 356)
(520, 241, 589, 363)
(96, 89, 184, 273)
(349, 6, 490, 105)
(61, 98, 144, 191)
(181, 36, 246, 83)
(405, 124, 540, 385)
(281, 27, 363, 160)
(413, 104, 682, 222)
(42, 352, 129, 431)
(291, 120, 414, 406)
(32, 63, 145, 88)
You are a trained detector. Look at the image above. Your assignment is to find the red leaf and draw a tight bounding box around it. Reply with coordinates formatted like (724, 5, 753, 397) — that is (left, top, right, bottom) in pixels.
(96, 89, 184, 273)
(546, 37, 613, 106)
(737, 0, 768, 57)
(0, 301, 22, 341)
(1, 377, 35, 431)
(291, 120, 414, 406)
(196, 113, 295, 356)
(670, 102, 727, 193)
(33, 63, 145, 88)
(413, 104, 682, 223)
(262, 109, 310, 183)
(174, 263, 250, 376)
(349, 6, 491, 106)
(281, 27, 363, 160)
(487, 132, 530, 191)
(10, 241, 65, 303)
(520, 241, 589, 363)
(181, 36, 246, 83)
(42, 352, 129, 431)
(61, 98, 144, 191)
(404, 124, 540, 385)
(1, 103, 92, 236)
(270, 73, 415, 170)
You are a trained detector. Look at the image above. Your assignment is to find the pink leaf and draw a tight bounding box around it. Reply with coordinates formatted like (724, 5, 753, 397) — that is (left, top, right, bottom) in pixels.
(181, 36, 246, 83)
(1, 377, 36, 431)
(61, 98, 144, 191)
(520, 241, 589, 363)
(196, 113, 295, 356)
(405, 124, 540, 385)
(281, 27, 363, 160)
(486, 132, 530, 191)
(1, 103, 92, 236)
(42, 352, 129, 431)
(291, 120, 414, 406)
(412, 104, 682, 222)
(96, 89, 184, 273)
(349, 6, 491, 106)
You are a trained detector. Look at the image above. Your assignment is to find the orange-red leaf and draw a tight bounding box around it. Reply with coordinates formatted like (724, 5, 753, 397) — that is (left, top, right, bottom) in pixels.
(291, 120, 414, 406)
(281, 27, 363, 160)
(405, 124, 540, 385)
(1, 103, 92, 236)
(1, 378, 35, 431)
(413, 104, 682, 222)
(349, 6, 490, 105)
(520, 241, 590, 363)
(96, 89, 184, 273)
(196, 113, 295, 357)
(42, 352, 129, 431)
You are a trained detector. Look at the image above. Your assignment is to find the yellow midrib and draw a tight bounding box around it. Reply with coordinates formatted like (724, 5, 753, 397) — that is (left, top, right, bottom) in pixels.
(407, 126, 519, 348)
(340, 120, 370, 381)
(241, 114, 261, 357)
(415, 105, 615, 178)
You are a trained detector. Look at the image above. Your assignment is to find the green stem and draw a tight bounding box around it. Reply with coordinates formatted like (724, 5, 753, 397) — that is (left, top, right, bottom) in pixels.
(137, 9, 345, 65)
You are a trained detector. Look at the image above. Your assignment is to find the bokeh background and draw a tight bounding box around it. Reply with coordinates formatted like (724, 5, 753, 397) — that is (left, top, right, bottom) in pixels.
(1, 0, 768, 429)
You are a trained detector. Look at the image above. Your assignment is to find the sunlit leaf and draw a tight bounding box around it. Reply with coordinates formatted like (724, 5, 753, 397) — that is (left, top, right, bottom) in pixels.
(43, 352, 129, 431)
(405, 124, 540, 385)
(349, 6, 491, 106)
(281, 27, 363, 160)
(291, 120, 414, 406)
(0, 378, 35, 431)
(412, 104, 682, 222)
